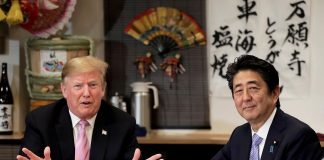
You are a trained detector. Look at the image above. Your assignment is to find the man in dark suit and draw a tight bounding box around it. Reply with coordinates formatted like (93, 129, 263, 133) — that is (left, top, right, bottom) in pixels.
(17, 56, 161, 160)
(212, 55, 323, 160)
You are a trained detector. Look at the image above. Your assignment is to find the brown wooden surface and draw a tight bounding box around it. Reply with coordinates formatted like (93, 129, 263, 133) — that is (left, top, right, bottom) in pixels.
(138, 131, 324, 147)
(137, 131, 230, 145)
(0, 132, 24, 140)
(0, 131, 323, 147)
(30, 100, 55, 111)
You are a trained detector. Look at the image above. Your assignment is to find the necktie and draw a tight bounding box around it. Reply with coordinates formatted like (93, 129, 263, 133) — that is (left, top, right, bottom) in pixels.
(75, 120, 90, 160)
(249, 133, 263, 160)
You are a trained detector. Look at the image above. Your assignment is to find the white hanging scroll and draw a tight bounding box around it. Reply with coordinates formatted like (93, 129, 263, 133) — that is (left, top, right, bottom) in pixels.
(208, 0, 310, 98)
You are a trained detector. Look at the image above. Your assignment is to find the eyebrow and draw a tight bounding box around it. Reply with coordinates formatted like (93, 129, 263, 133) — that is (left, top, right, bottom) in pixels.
(234, 80, 259, 89)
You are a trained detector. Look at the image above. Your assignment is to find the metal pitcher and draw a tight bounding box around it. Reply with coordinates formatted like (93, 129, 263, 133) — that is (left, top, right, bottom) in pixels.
(130, 82, 159, 131)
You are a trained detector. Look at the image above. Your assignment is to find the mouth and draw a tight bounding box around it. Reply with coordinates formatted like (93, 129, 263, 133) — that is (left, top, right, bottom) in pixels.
(81, 101, 92, 107)
(242, 103, 256, 110)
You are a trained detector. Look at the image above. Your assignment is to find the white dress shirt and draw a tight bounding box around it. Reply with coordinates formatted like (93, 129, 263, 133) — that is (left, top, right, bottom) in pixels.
(251, 107, 277, 159)
(69, 110, 97, 147)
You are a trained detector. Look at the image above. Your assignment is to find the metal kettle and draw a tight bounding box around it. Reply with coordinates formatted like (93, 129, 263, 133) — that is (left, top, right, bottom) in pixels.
(110, 92, 127, 112)
(130, 82, 159, 132)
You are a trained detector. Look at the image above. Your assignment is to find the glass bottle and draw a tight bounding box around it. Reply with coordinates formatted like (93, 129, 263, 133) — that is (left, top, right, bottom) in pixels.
(0, 62, 13, 134)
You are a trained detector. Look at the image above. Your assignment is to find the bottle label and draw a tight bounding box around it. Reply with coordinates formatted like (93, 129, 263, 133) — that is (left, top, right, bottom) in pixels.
(0, 104, 13, 132)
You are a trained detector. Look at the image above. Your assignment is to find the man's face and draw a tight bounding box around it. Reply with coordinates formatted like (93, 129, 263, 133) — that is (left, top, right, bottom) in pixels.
(232, 70, 279, 126)
(61, 70, 105, 119)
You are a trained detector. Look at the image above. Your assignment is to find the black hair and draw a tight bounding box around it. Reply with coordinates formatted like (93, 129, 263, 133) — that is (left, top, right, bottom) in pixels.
(226, 54, 280, 108)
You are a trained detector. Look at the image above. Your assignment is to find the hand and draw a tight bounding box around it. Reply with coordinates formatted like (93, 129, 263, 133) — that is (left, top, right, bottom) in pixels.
(17, 146, 51, 160)
(132, 148, 163, 160)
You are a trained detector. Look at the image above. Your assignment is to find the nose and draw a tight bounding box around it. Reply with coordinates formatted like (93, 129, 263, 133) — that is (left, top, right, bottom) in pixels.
(82, 85, 90, 97)
(242, 89, 252, 101)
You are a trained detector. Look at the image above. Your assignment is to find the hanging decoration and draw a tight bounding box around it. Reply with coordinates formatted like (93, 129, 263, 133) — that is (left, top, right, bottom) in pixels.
(0, 0, 11, 21)
(0, 0, 77, 38)
(0, 7, 6, 21)
(124, 6, 206, 85)
(20, 0, 77, 37)
(160, 53, 185, 86)
(134, 52, 157, 78)
(0, 0, 23, 25)
(6, 0, 23, 25)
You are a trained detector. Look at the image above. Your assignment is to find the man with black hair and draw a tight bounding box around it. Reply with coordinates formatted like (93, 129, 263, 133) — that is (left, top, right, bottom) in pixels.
(212, 55, 323, 160)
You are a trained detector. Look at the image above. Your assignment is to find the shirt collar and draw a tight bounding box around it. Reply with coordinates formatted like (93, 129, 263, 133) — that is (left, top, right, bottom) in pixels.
(69, 110, 97, 127)
(251, 107, 277, 139)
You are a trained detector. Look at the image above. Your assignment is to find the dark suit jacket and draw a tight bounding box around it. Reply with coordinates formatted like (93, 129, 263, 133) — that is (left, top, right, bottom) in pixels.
(212, 108, 323, 160)
(19, 98, 138, 160)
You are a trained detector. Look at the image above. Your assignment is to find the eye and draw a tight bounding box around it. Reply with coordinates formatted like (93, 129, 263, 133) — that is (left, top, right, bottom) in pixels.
(73, 84, 82, 90)
(89, 82, 99, 89)
(234, 89, 243, 96)
(249, 86, 260, 92)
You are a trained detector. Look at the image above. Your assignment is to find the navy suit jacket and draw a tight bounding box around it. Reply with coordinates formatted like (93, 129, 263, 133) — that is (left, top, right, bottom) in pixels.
(212, 108, 323, 160)
(20, 98, 138, 160)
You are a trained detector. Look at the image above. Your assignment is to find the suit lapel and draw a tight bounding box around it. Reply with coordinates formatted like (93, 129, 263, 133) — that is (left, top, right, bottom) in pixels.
(239, 125, 253, 159)
(90, 103, 110, 160)
(261, 108, 286, 160)
(55, 105, 75, 160)
(229, 124, 253, 159)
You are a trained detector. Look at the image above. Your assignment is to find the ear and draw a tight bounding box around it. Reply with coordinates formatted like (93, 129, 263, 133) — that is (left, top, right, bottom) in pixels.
(101, 82, 106, 98)
(102, 81, 107, 92)
(272, 85, 280, 103)
(60, 82, 67, 98)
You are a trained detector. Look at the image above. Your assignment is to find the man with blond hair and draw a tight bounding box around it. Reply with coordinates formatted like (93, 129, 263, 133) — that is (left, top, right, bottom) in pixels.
(18, 56, 161, 160)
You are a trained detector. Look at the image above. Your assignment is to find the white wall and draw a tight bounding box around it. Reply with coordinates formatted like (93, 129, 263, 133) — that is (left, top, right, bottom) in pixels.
(207, 0, 324, 134)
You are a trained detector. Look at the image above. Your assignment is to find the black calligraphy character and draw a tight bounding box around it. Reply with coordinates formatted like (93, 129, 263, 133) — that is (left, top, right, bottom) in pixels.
(284, 22, 308, 48)
(1, 106, 8, 119)
(235, 29, 256, 53)
(212, 26, 233, 48)
(266, 18, 277, 49)
(237, 0, 257, 23)
(210, 54, 228, 78)
(266, 50, 281, 64)
(286, 1, 306, 21)
(1, 121, 9, 129)
(266, 18, 276, 35)
(288, 50, 305, 76)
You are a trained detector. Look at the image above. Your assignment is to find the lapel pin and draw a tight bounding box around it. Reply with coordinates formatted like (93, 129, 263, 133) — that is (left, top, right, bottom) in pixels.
(269, 145, 274, 153)
(102, 129, 107, 135)
(269, 140, 277, 153)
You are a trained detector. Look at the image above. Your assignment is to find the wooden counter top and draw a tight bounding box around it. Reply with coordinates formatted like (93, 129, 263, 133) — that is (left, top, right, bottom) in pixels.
(0, 132, 23, 140)
(0, 131, 323, 147)
(138, 130, 324, 147)
(137, 130, 230, 145)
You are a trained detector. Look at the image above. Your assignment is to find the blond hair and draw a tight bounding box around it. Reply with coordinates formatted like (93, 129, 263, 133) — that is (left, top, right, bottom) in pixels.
(61, 56, 109, 83)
